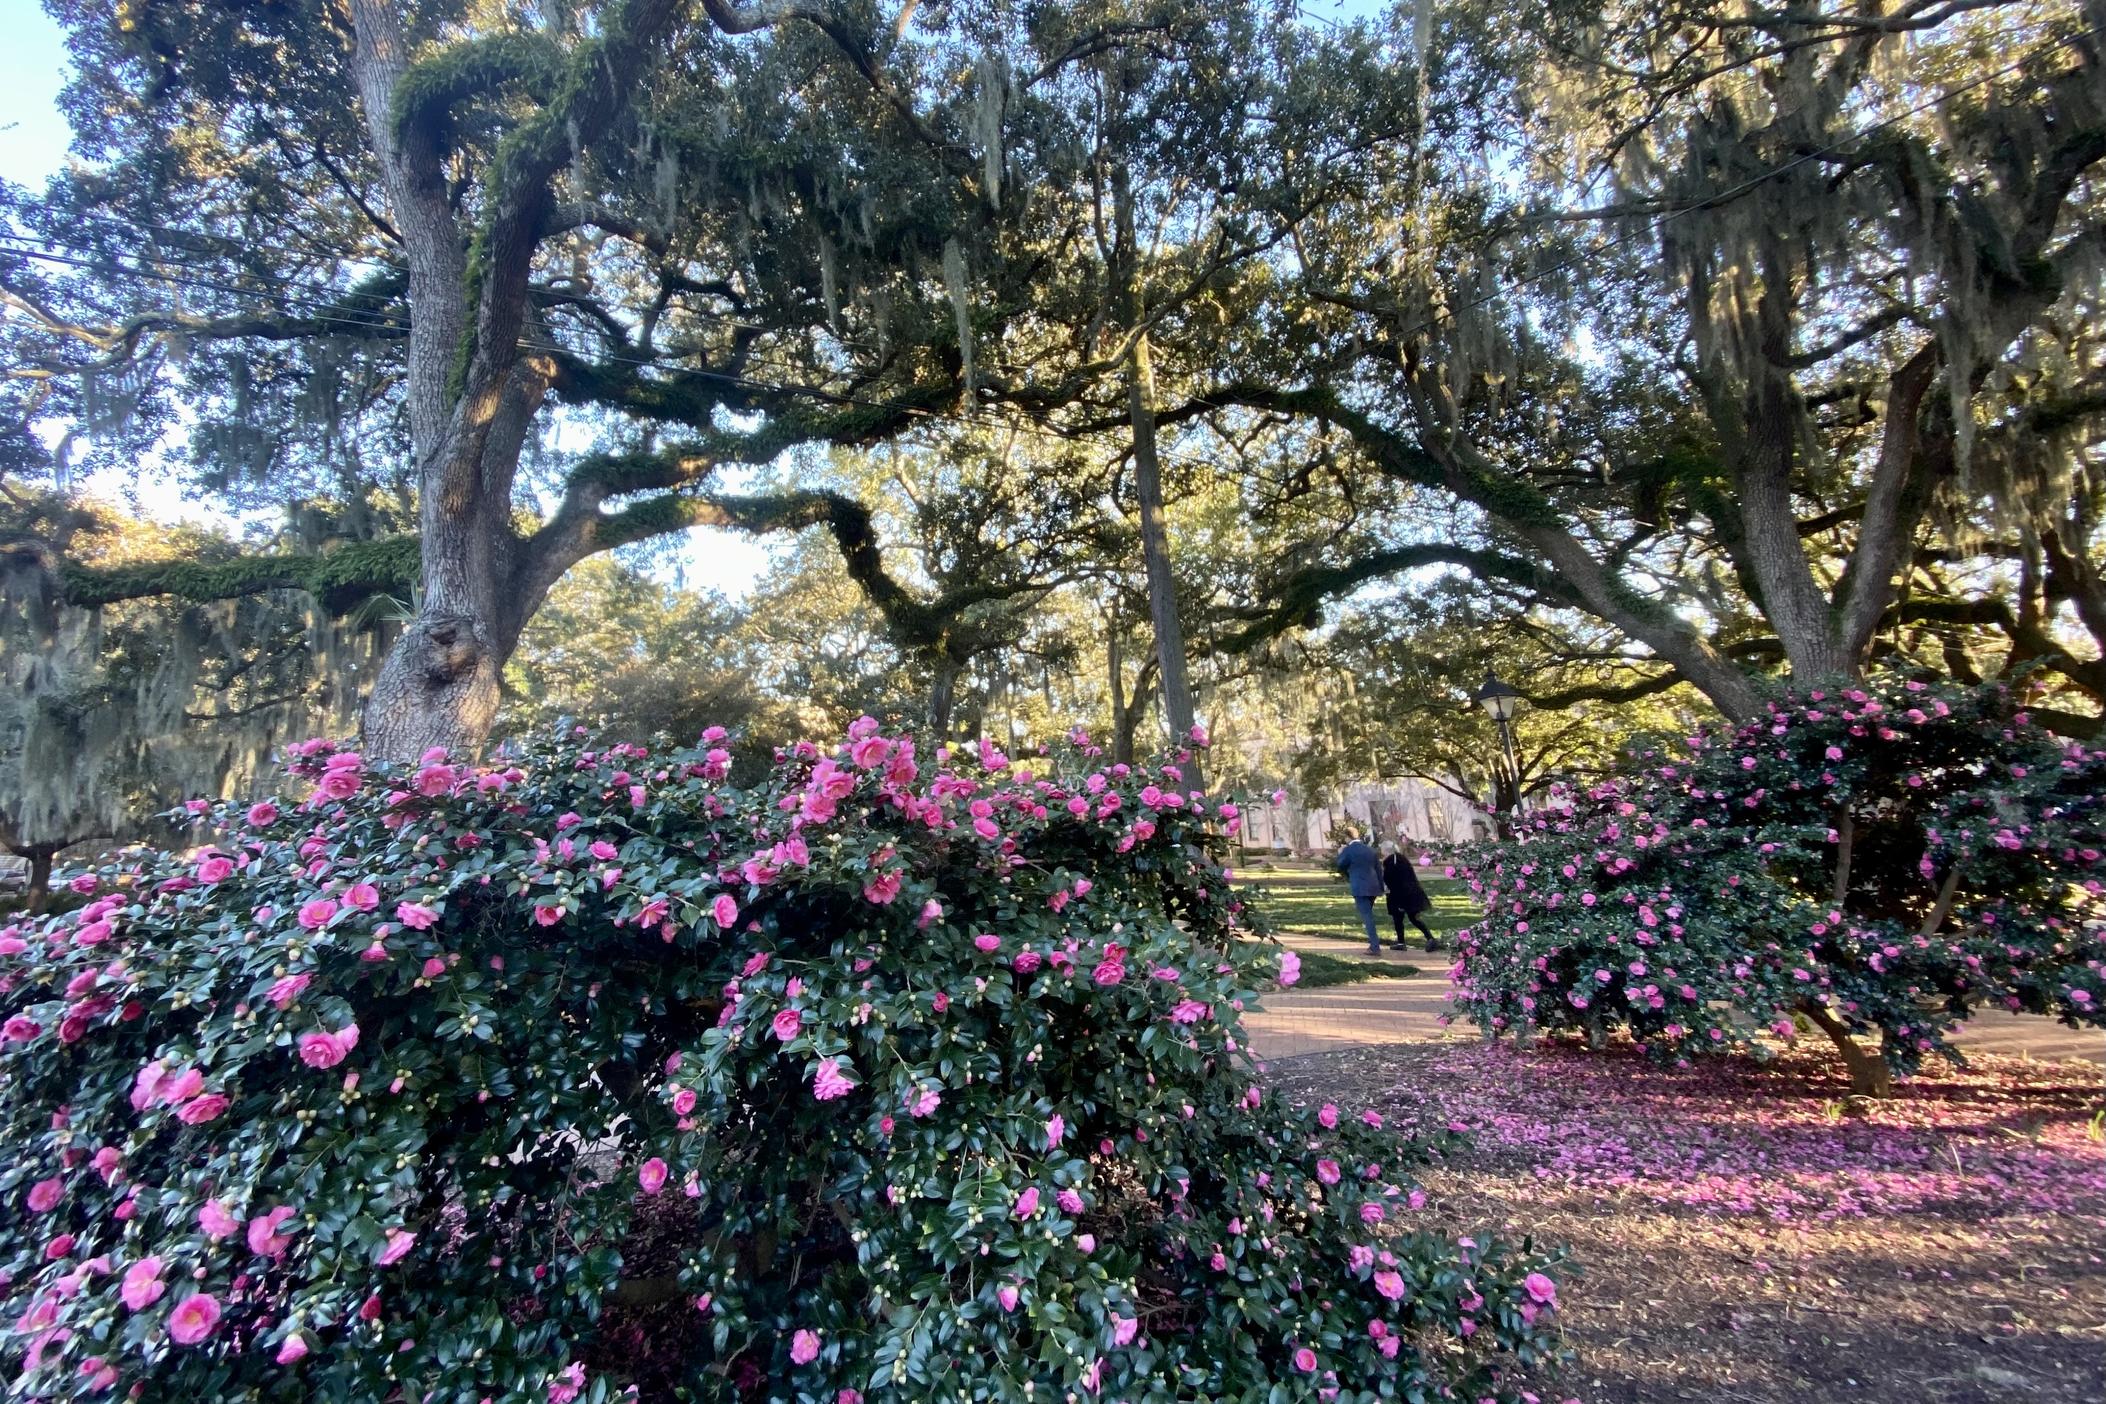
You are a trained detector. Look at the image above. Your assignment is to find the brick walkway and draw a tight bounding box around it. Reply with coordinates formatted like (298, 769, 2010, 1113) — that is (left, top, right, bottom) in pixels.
(1247, 934, 2106, 1067)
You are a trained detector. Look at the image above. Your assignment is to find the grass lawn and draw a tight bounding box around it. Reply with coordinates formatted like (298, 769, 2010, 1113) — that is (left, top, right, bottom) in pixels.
(1237, 858, 1477, 948)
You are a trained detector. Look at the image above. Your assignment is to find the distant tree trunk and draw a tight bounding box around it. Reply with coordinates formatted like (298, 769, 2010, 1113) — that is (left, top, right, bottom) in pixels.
(1798, 1000, 1894, 1098)
(1110, 141, 1201, 786)
(1107, 619, 1131, 763)
(928, 658, 960, 739)
(25, 846, 55, 914)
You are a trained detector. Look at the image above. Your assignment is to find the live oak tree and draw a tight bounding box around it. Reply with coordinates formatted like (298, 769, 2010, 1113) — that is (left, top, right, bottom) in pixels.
(3, 0, 1180, 760)
(1181, 0, 2106, 725)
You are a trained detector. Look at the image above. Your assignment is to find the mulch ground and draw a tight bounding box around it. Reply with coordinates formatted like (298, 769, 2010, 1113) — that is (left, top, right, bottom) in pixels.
(1263, 1040, 2106, 1404)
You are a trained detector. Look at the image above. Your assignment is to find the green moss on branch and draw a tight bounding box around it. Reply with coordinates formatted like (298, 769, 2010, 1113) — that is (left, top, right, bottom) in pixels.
(58, 538, 419, 615)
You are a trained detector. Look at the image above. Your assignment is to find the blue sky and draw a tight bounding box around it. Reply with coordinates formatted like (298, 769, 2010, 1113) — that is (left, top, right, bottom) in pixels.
(0, 0, 68, 190)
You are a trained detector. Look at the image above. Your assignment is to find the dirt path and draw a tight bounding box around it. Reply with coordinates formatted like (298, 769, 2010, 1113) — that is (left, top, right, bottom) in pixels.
(1263, 1042, 2106, 1404)
(1248, 935, 2106, 1066)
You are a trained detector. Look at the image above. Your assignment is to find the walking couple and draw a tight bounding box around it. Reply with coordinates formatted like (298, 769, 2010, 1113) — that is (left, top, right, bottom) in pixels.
(1336, 832, 1440, 955)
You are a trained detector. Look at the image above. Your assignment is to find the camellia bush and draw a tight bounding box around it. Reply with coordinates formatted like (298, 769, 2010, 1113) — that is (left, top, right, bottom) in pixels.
(1450, 676, 2106, 1094)
(0, 723, 1561, 1402)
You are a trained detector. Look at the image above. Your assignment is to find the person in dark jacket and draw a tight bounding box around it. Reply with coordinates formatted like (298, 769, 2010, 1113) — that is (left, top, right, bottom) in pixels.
(1334, 831, 1387, 955)
(1380, 841, 1440, 950)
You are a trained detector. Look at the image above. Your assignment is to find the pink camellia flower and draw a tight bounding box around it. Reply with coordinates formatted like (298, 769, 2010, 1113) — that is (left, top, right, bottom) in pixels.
(315, 759, 363, 801)
(296, 897, 338, 930)
(771, 1009, 803, 1041)
(1013, 950, 1042, 974)
(1012, 1186, 1040, 1219)
(533, 904, 564, 927)
(248, 1206, 296, 1260)
(247, 801, 279, 827)
(811, 1057, 856, 1102)
(862, 872, 902, 905)
(166, 1293, 222, 1345)
(1113, 1316, 1139, 1346)
(916, 899, 943, 928)
(275, 1333, 310, 1365)
(26, 1178, 63, 1213)
(395, 901, 439, 930)
(1293, 1347, 1318, 1373)
(176, 1093, 230, 1125)
(1057, 1188, 1084, 1214)
(266, 973, 312, 1008)
(1315, 1159, 1341, 1185)
(2, 1015, 39, 1042)
(298, 1025, 358, 1069)
(549, 1362, 587, 1403)
(131, 1061, 170, 1111)
(1045, 1113, 1065, 1148)
(672, 1088, 698, 1116)
(376, 1228, 417, 1266)
(1091, 960, 1125, 986)
(1277, 951, 1301, 987)
(1076, 1233, 1096, 1253)
(997, 1284, 1019, 1312)
(199, 1200, 240, 1240)
(1373, 1271, 1406, 1301)
(790, 1329, 822, 1365)
(196, 855, 234, 885)
(1524, 1272, 1557, 1305)
(711, 894, 739, 928)
(906, 1087, 941, 1118)
(1317, 1103, 1339, 1129)
(343, 882, 381, 912)
(639, 1158, 669, 1194)
(974, 933, 1002, 953)
(119, 1257, 166, 1311)
(420, 957, 447, 979)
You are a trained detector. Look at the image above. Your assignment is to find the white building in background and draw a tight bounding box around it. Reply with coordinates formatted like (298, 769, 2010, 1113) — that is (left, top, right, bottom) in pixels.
(1237, 777, 1491, 856)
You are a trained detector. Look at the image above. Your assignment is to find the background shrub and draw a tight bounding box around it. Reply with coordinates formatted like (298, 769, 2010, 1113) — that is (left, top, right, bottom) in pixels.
(1450, 677, 2106, 1093)
(1, 725, 1560, 1401)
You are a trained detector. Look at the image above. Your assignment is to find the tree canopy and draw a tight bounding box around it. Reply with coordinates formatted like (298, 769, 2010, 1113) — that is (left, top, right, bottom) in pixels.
(2, 0, 2101, 818)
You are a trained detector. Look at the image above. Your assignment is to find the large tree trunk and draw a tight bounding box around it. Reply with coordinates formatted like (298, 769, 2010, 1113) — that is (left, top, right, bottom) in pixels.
(342, 0, 665, 761)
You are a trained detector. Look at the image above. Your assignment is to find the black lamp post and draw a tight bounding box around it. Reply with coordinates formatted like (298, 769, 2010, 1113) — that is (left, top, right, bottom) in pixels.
(1471, 672, 1524, 833)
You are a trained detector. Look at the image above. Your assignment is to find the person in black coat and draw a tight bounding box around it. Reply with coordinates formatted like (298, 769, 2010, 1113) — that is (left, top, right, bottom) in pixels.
(1380, 841, 1440, 950)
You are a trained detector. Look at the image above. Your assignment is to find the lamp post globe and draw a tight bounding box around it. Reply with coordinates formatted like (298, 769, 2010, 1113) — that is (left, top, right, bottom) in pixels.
(1472, 672, 1521, 723)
